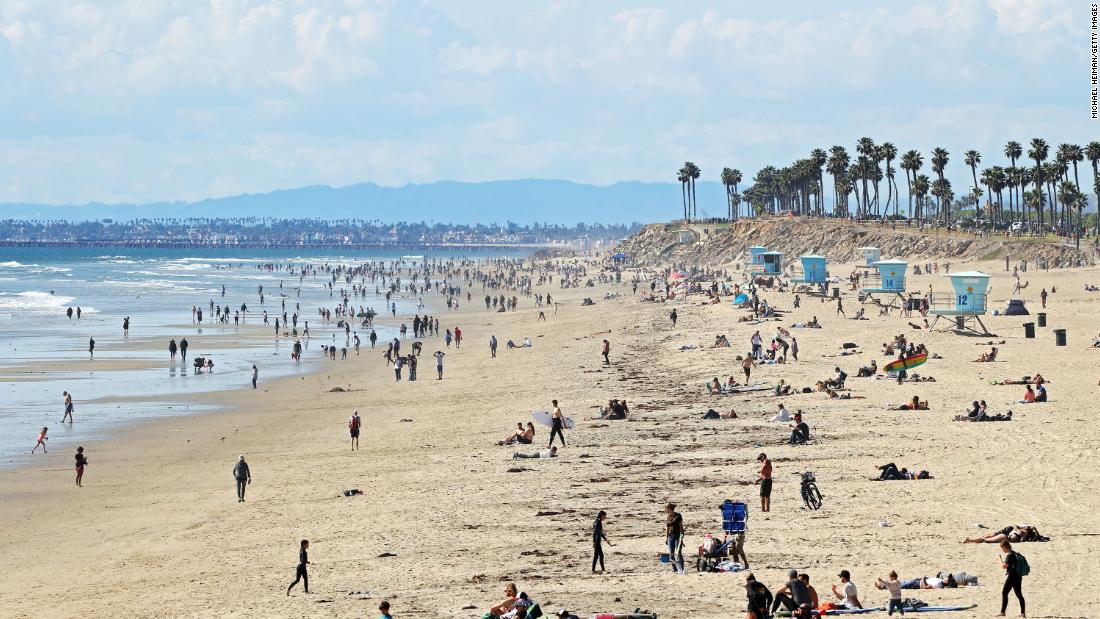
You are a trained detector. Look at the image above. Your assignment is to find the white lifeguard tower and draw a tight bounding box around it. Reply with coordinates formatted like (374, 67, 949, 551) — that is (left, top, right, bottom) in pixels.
(856, 247, 881, 269)
(928, 271, 993, 335)
(859, 259, 907, 308)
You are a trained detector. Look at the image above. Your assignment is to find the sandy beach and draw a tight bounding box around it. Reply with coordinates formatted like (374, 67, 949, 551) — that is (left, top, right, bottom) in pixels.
(1, 254, 1098, 618)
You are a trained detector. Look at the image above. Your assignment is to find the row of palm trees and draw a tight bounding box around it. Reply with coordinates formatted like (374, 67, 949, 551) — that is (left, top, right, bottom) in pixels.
(678, 138, 1100, 248)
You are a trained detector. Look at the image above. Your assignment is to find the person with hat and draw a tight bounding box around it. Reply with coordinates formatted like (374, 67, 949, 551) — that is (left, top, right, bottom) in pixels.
(832, 570, 862, 608)
(755, 453, 772, 512)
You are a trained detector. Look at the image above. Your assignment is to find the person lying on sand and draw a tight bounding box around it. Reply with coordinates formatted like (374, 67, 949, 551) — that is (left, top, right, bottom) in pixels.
(873, 462, 932, 480)
(953, 407, 1012, 422)
(973, 347, 999, 362)
(512, 447, 558, 460)
(897, 396, 929, 410)
(963, 525, 1048, 544)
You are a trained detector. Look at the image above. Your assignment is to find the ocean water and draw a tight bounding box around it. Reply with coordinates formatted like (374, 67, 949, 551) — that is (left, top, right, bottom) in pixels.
(0, 246, 519, 465)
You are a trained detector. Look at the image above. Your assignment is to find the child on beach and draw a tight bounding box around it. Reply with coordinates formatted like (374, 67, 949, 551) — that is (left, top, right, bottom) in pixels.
(31, 427, 48, 453)
(876, 571, 904, 615)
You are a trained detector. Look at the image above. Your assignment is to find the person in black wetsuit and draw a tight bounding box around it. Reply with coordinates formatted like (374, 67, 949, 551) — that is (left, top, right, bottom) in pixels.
(287, 540, 310, 595)
(1000, 541, 1026, 617)
(592, 510, 611, 573)
(548, 400, 566, 448)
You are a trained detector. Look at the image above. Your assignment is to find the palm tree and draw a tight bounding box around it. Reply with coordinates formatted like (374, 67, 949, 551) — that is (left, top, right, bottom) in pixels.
(1005, 166, 1021, 223)
(685, 162, 702, 221)
(913, 174, 930, 223)
(1057, 181, 1082, 247)
(931, 147, 950, 226)
(677, 166, 689, 222)
(856, 137, 876, 217)
(827, 146, 850, 216)
(880, 142, 898, 218)
(1027, 138, 1049, 229)
(964, 149, 981, 220)
(1004, 141, 1023, 221)
(1087, 141, 1100, 235)
(810, 148, 827, 216)
(731, 169, 742, 218)
(721, 167, 737, 221)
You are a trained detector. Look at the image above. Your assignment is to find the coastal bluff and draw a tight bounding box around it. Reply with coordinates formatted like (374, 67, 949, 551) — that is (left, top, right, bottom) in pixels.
(616, 219, 1095, 267)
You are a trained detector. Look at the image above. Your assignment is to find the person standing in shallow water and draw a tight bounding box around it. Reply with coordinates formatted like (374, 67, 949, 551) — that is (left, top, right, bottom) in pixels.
(88, 337, 95, 359)
(61, 391, 74, 423)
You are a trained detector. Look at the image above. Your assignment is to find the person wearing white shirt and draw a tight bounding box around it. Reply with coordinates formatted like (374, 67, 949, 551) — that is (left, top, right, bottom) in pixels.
(769, 404, 791, 422)
(833, 570, 862, 609)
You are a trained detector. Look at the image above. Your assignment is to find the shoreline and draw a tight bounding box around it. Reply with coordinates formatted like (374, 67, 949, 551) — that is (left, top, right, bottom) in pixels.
(0, 257, 1096, 617)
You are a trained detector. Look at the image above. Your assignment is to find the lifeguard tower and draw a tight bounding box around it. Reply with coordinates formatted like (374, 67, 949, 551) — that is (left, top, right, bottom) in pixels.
(751, 251, 784, 276)
(928, 271, 993, 335)
(792, 254, 829, 292)
(859, 258, 907, 308)
(856, 247, 881, 268)
(747, 246, 767, 269)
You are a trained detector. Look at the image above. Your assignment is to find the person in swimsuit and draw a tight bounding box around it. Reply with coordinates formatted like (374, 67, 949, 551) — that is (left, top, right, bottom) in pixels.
(742, 356, 755, 384)
(755, 453, 772, 512)
(61, 391, 74, 423)
(74, 446, 88, 486)
(31, 427, 48, 454)
(349, 411, 362, 450)
(287, 540, 310, 595)
(548, 399, 566, 448)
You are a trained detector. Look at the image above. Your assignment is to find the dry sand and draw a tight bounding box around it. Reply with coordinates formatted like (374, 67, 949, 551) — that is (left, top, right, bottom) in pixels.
(0, 257, 1097, 618)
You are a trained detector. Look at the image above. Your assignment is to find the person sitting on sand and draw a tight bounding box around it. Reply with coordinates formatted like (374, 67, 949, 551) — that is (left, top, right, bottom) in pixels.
(963, 525, 1048, 544)
(512, 446, 558, 460)
(898, 396, 929, 410)
(774, 379, 792, 396)
(709, 378, 723, 395)
(1021, 385, 1036, 403)
(487, 583, 519, 617)
(498, 422, 525, 446)
(714, 334, 730, 347)
(789, 413, 809, 444)
(727, 375, 742, 389)
(974, 347, 999, 362)
(857, 360, 878, 377)
(1035, 384, 1047, 402)
(769, 404, 791, 422)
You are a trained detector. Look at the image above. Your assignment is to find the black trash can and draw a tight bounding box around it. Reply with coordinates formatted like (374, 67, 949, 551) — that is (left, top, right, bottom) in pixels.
(832, 287, 839, 299)
(1054, 328, 1066, 346)
(1037, 312, 1047, 327)
(1023, 322, 1035, 338)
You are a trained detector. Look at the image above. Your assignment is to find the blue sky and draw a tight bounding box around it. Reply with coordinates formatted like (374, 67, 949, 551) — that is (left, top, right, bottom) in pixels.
(0, 0, 1088, 208)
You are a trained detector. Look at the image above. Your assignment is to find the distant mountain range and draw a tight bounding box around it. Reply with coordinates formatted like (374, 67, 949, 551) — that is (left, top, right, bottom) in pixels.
(0, 179, 732, 225)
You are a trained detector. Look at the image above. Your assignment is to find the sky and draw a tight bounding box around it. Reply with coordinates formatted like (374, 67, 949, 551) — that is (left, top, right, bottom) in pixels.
(0, 0, 1090, 209)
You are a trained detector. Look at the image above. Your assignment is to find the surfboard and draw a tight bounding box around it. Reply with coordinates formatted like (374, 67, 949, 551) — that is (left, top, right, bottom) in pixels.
(533, 410, 575, 429)
(908, 605, 977, 613)
(884, 353, 927, 374)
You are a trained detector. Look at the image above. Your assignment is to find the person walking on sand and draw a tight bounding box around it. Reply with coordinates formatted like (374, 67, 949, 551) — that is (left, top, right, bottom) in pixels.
(349, 410, 362, 450)
(287, 540, 310, 595)
(875, 571, 904, 616)
(61, 391, 74, 423)
(999, 541, 1026, 617)
(837, 297, 845, 317)
(31, 427, 48, 453)
(755, 453, 772, 512)
(601, 339, 610, 366)
(169, 339, 177, 361)
(592, 510, 611, 573)
(548, 400, 566, 448)
(251, 364, 259, 389)
(664, 503, 685, 574)
(1040, 288, 1047, 309)
(74, 446, 88, 486)
(233, 455, 251, 502)
(670, 308, 678, 326)
(490, 335, 497, 358)
(88, 337, 95, 359)
(742, 355, 755, 385)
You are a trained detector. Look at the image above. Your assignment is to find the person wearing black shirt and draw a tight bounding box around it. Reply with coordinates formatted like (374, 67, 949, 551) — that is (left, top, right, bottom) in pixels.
(789, 413, 810, 444)
(745, 573, 773, 619)
(665, 503, 685, 574)
(287, 540, 310, 595)
(592, 510, 611, 573)
(1000, 541, 1025, 616)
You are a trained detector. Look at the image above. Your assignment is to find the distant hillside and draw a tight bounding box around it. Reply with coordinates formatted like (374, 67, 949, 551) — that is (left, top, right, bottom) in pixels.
(0, 179, 730, 225)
